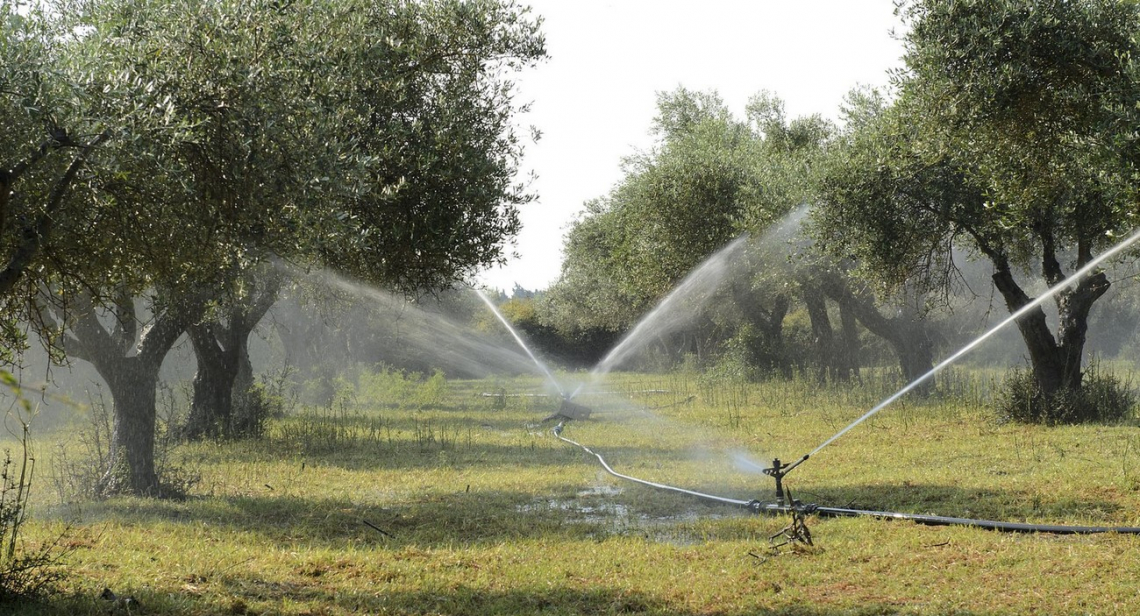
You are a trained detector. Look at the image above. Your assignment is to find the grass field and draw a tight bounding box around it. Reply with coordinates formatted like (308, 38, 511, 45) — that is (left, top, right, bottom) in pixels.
(8, 369, 1140, 615)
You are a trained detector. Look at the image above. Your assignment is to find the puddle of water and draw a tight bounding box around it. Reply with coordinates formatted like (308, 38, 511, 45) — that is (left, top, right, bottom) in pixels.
(517, 482, 750, 544)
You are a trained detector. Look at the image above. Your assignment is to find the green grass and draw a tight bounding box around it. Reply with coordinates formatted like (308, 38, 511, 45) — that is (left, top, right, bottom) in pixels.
(9, 369, 1140, 615)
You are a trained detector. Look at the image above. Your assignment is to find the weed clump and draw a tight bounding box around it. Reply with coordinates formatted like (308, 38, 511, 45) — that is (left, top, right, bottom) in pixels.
(996, 365, 1135, 425)
(0, 373, 65, 602)
(0, 446, 62, 602)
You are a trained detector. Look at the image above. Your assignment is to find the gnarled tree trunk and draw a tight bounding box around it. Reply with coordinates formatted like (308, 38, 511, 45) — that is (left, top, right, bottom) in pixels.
(820, 272, 934, 394)
(991, 260, 1109, 397)
(184, 268, 280, 439)
(57, 287, 203, 496)
(801, 282, 853, 382)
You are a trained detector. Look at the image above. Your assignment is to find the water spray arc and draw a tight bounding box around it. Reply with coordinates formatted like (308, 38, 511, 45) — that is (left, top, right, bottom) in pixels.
(474, 288, 565, 397)
(545, 227, 1140, 535)
(572, 236, 751, 399)
(803, 226, 1140, 463)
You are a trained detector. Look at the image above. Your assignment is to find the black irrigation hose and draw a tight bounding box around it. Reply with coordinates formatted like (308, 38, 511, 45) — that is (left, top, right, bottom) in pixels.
(556, 429, 1140, 535)
(758, 503, 1140, 535)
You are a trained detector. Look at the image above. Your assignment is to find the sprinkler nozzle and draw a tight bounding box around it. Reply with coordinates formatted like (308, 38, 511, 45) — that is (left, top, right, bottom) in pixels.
(762, 455, 810, 506)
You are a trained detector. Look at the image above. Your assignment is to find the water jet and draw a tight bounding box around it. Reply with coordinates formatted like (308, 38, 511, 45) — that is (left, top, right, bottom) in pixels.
(474, 288, 566, 397)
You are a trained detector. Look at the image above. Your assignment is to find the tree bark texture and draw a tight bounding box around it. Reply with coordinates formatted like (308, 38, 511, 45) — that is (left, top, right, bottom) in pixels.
(990, 263, 1109, 396)
(801, 283, 841, 382)
(61, 288, 205, 496)
(184, 324, 238, 440)
(185, 270, 280, 439)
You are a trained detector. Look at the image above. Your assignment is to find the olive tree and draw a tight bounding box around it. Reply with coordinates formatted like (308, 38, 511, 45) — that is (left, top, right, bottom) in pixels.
(18, 0, 544, 493)
(814, 0, 1140, 414)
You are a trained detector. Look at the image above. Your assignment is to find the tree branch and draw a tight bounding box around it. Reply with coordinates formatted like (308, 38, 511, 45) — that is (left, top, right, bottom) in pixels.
(0, 132, 110, 296)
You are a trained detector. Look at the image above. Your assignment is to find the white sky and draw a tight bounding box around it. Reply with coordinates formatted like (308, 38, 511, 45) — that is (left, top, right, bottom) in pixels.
(477, 0, 907, 293)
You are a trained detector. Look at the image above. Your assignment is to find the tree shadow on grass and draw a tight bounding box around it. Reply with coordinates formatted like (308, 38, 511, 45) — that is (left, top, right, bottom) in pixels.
(10, 582, 1008, 616)
(58, 474, 778, 551)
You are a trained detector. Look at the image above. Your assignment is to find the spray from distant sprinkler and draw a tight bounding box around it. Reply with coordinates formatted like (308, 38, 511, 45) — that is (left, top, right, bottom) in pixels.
(572, 236, 750, 399)
(475, 288, 565, 397)
(574, 207, 810, 400)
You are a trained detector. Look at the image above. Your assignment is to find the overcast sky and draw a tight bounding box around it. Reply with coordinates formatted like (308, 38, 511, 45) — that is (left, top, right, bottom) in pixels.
(477, 0, 908, 293)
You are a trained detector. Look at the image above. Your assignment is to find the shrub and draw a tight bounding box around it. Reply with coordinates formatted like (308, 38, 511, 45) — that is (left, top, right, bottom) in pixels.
(996, 364, 1135, 425)
(231, 381, 287, 439)
(0, 374, 64, 602)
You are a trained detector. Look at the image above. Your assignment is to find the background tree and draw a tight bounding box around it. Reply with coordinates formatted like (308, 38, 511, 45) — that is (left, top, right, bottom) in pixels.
(813, 0, 1140, 417)
(544, 88, 783, 367)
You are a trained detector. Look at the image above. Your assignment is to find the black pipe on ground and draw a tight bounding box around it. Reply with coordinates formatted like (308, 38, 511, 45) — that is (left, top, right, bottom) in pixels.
(755, 503, 1140, 535)
(555, 429, 1140, 535)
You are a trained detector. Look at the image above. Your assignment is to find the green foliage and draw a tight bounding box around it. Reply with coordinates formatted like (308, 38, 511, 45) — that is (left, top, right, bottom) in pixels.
(898, 0, 1140, 232)
(996, 364, 1136, 425)
(545, 88, 760, 331)
(357, 366, 451, 410)
(817, 1, 1140, 285)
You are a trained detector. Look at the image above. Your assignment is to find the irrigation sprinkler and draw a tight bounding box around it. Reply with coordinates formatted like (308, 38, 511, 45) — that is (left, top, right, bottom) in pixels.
(761, 456, 809, 506)
(554, 422, 1140, 535)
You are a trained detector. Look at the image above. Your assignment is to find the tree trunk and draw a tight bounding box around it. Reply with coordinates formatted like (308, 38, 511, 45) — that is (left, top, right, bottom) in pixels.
(801, 283, 840, 382)
(100, 358, 161, 495)
(184, 324, 238, 439)
(231, 339, 256, 429)
(838, 301, 861, 381)
(57, 287, 204, 496)
(185, 268, 280, 439)
(764, 293, 791, 377)
(990, 264, 1108, 396)
(820, 272, 933, 393)
(734, 285, 790, 377)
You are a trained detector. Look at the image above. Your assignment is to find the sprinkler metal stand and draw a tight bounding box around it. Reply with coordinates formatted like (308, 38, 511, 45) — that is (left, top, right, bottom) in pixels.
(769, 489, 815, 550)
(542, 398, 593, 422)
(762, 455, 809, 506)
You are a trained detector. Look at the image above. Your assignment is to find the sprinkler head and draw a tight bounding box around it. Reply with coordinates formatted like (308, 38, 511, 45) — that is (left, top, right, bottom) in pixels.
(761, 455, 809, 507)
(541, 398, 593, 422)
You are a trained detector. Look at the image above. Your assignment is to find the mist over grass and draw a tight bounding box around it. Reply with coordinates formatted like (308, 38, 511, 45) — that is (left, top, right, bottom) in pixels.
(6, 368, 1140, 615)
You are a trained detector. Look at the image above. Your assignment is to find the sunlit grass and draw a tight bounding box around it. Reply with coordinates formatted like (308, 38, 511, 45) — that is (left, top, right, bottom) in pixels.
(8, 368, 1140, 615)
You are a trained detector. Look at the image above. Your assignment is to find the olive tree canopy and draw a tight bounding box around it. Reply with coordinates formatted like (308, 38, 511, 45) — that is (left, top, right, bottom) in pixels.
(813, 0, 1140, 404)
